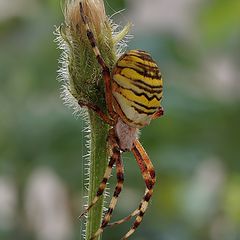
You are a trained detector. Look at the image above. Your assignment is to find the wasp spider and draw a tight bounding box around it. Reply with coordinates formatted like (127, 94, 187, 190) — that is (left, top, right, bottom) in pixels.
(79, 2, 164, 239)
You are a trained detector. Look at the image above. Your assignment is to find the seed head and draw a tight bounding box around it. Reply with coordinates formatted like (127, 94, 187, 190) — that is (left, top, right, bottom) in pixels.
(55, 0, 131, 114)
(65, 0, 106, 35)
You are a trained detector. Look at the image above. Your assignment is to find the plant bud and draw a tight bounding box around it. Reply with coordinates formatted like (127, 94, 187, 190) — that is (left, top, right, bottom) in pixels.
(55, 0, 131, 113)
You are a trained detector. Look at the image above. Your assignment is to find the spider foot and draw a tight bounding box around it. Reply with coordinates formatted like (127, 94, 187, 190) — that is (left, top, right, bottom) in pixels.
(78, 209, 87, 220)
(107, 208, 139, 228)
(78, 196, 99, 220)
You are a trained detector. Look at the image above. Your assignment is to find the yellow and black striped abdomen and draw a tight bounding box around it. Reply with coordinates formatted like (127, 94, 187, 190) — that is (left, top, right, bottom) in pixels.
(112, 50, 163, 128)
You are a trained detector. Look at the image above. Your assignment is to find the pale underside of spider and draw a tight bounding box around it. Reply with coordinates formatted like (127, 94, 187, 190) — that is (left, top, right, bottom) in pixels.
(78, 2, 164, 240)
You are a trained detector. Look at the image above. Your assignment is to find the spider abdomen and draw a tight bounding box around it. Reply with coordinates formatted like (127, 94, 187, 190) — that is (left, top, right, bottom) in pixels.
(112, 50, 163, 128)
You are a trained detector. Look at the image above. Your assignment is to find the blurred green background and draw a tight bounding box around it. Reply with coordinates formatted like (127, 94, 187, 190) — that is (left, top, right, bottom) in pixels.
(0, 0, 240, 240)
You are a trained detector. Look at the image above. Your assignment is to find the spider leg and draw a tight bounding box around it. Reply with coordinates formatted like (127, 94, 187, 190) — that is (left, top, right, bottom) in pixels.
(106, 203, 140, 228)
(133, 140, 156, 180)
(78, 100, 114, 125)
(121, 140, 156, 240)
(79, 2, 115, 119)
(106, 139, 156, 228)
(152, 106, 164, 120)
(90, 150, 124, 240)
(78, 151, 116, 219)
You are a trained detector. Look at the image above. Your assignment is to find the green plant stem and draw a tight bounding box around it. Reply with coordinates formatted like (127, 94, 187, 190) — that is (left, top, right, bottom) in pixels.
(85, 110, 109, 240)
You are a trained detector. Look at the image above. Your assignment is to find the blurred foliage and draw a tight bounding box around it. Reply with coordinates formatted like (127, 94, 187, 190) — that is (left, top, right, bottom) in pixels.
(0, 0, 239, 240)
(199, 0, 240, 46)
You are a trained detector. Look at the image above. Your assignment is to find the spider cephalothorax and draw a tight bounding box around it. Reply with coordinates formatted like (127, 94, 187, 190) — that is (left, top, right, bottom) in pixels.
(78, 2, 163, 239)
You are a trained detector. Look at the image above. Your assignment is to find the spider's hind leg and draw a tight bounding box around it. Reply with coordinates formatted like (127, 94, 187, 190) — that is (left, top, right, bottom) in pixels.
(106, 205, 140, 228)
(79, 151, 116, 219)
(79, 130, 119, 219)
(90, 150, 124, 240)
(106, 139, 156, 230)
(120, 140, 156, 240)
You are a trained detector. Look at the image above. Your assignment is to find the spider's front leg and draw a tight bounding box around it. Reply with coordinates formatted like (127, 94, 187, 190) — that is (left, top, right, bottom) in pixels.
(79, 2, 115, 120)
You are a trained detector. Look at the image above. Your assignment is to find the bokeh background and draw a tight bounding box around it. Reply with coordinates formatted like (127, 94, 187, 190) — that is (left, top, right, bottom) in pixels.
(0, 0, 240, 240)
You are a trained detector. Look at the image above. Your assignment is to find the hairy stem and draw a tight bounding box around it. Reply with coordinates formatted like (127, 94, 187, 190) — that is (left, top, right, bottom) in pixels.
(56, 1, 131, 239)
(85, 110, 109, 240)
